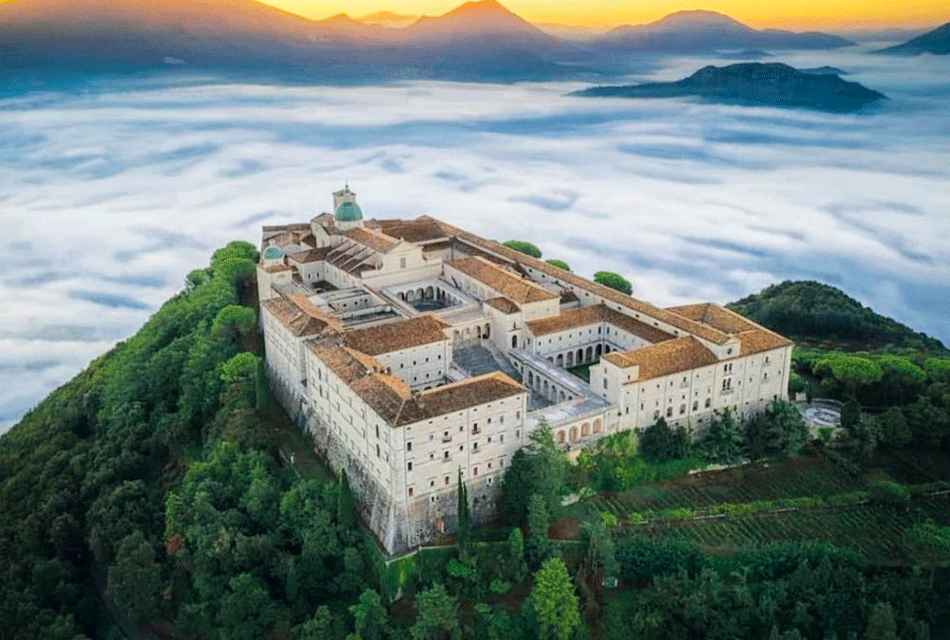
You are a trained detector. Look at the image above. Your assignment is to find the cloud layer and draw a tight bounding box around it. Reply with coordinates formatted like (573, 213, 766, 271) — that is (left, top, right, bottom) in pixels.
(2, 47, 949, 432)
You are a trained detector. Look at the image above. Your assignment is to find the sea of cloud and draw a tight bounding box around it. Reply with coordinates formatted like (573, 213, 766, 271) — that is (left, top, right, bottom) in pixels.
(1, 46, 948, 432)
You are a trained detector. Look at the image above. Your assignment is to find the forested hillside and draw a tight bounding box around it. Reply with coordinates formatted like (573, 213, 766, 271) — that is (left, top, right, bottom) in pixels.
(727, 281, 946, 352)
(1, 251, 949, 640)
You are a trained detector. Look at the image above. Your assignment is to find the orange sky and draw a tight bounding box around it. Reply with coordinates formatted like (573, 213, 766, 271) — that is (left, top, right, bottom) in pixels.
(260, 0, 946, 29)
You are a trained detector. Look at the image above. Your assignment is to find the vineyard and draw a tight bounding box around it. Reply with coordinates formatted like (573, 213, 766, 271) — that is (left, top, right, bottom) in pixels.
(586, 453, 950, 563)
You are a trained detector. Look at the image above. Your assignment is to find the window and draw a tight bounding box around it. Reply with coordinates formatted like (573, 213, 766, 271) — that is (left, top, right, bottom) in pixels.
(473, 442, 478, 451)
(680, 404, 686, 415)
(500, 434, 504, 443)
(666, 407, 673, 418)
(375, 425, 379, 438)
(430, 480, 435, 487)
(408, 487, 413, 497)
(400, 257, 406, 268)
(376, 444, 380, 457)
(654, 409, 660, 420)
(444, 451, 449, 459)
(693, 401, 698, 411)
(445, 476, 450, 485)
(473, 467, 479, 476)
(705, 398, 712, 408)
(408, 462, 413, 471)
(407, 441, 412, 451)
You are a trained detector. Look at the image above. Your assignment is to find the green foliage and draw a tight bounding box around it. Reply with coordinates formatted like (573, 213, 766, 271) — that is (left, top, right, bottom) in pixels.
(841, 397, 862, 436)
(505, 527, 527, 583)
(456, 472, 472, 560)
(497, 423, 566, 526)
(106, 531, 161, 626)
(503, 240, 542, 259)
(868, 480, 910, 506)
(220, 351, 260, 383)
(337, 470, 357, 530)
(526, 493, 552, 568)
(863, 603, 899, 640)
(593, 271, 632, 295)
(879, 407, 911, 448)
(727, 280, 946, 351)
(815, 355, 883, 393)
(410, 583, 460, 640)
(697, 408, 743, 464)
(545, 259, 571, 271)
(349, 589, 389, 640)
(638, 418, 688, 463)
(529, 557, 581, 640)
(212, 304, 256, 338)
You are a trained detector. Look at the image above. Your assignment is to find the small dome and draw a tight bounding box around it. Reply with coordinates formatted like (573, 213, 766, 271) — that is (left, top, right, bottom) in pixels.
(263, 245, 284, 260)
(334, 201, 363, 222)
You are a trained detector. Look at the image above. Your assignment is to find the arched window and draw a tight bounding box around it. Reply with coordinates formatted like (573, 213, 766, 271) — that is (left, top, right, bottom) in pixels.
(570, 426, 579, 443)
(593, 419, 602, 433)
(582, 422, 590, 437)
(557, 430, 566, 444)
(512, 335, 518, 349)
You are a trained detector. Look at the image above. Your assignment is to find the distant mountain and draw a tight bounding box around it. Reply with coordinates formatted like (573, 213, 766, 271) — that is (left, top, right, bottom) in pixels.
(595, 10, 853, 52)
(0, 0, 359, 69)
(879, 21, 950, 55)
(571, 63, 885, 113)
(401, 0, 573, 56)
(800, 66, 847, 75)
(727, 281, 946, 352)
(0, 0, 575, 79)
(358, 10, 417, 28)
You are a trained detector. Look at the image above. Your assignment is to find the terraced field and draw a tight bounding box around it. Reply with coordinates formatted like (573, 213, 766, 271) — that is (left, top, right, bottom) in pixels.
(585, 453, 950, 563)
(591, 455, 864, 518)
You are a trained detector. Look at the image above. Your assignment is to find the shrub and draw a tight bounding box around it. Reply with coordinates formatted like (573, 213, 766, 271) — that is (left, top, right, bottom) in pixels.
(869, 480, 911, 506)
(593, 271, 632, 295)
(545, 259, 571, 271)
(503, 240, 542, 258)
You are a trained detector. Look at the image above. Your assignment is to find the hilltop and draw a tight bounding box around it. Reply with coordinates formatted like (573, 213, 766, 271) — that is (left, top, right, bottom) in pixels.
(572, 63, 885, 113)
(595, 10, 853, 52)
(879, 21, 950, 55)
(727, 280, 946, 352)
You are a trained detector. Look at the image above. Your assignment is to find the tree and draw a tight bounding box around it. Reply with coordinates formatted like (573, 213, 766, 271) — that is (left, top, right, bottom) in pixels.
(221, 352, 260, 384)
(505, 527, 527, 583)
(456, 472, 471, 560)
(212, 304, 256, 339)
(526, 422, 567, 517)
(216, 573, 277, 640)
(497, 448, 534, 526)
(879, 406, 911, 448)
(503, 240, 542, 259)
(905, 396, 949, 447)
(814, 355, 882, 396)
(529, 557, 581, 640)
(639, 417, 687, 462)
(410, 583, 461, 640)
(526, 493, 551, 568)
(349, 589, 389, 640)
(545, 259, 571, 271)
(593, 271, 632, 295)
(106, 531, 161, 626)
(744, 413, 772, 461)
(863, 603, 899, 640)
(770, 400, 810, 456)
(295, 606, 341, 640)
(698, 409, 743, 464)
(840, 398, 862, 438)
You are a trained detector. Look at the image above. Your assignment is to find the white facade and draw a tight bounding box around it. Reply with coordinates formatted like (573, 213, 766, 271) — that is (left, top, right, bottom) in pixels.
(259, 189, 794, 553)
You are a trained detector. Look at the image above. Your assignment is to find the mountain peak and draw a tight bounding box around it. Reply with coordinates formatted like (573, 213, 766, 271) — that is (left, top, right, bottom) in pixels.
(447, 0, 514, 16)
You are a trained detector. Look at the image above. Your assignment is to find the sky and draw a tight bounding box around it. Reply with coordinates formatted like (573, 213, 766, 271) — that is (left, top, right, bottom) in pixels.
(1, 46, 949, 433)
(260, 0, 948, 29)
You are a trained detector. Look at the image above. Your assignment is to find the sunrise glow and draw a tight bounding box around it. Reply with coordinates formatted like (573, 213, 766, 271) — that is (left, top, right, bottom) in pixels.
(259, 0, 947, 29)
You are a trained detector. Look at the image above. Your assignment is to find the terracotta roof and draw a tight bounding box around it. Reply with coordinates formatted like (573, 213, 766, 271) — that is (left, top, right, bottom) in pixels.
(665, 303, 793, 356)
(603, 336, 720, 381)
(666, 302, 757, 334)
(306, 342, 523, 426)
(374, 219, 448, 243)
(289, 246, 333, 263)
(526, 303, 676, 343)
(393, 372, 525, 426)
(342, 314, 450, 356)
(425, 217, 732, 345)
(288, 294, 344, 332)
(261, 263, 292, 273)
(448, 256, 558, 305)
(485, 297, 520, 314)
(263, 297, 339, 337)
(737, 329, 793, 356)
(343, 227, 399, 253)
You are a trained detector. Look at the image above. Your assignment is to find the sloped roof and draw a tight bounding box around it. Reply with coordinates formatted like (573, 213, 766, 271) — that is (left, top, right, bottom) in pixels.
(666, 302, 793, 356)
(289, 246, 333, 264)
(393, 372, 525, 427)
(343, 227, 399, 253)
(448, 256, 558, 305)
(342, 314, 450, 356)
(426, 217, 734, 345)
(485, 297, 520, 314)
(263, 297, 339, 337)
(374, 218, 448, 243)
(603, 336, 720, 382)
(526, 303, 676, 343)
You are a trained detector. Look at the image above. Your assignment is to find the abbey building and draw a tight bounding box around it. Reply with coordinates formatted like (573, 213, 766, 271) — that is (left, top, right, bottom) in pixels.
(258, 186, 793, 553)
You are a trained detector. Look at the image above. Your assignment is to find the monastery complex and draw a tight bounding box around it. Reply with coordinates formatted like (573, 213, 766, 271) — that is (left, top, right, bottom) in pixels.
(258, 186, 793, 553)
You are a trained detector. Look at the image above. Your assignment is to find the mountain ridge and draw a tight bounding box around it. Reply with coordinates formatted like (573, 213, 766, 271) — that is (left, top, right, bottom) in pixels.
(878, 21, 950, 55)
(571, 62, 885, 113)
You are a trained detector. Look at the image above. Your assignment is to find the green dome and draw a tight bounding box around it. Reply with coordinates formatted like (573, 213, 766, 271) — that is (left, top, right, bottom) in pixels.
(334, 201, 363, 222)
(263, 246, 283, 260)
